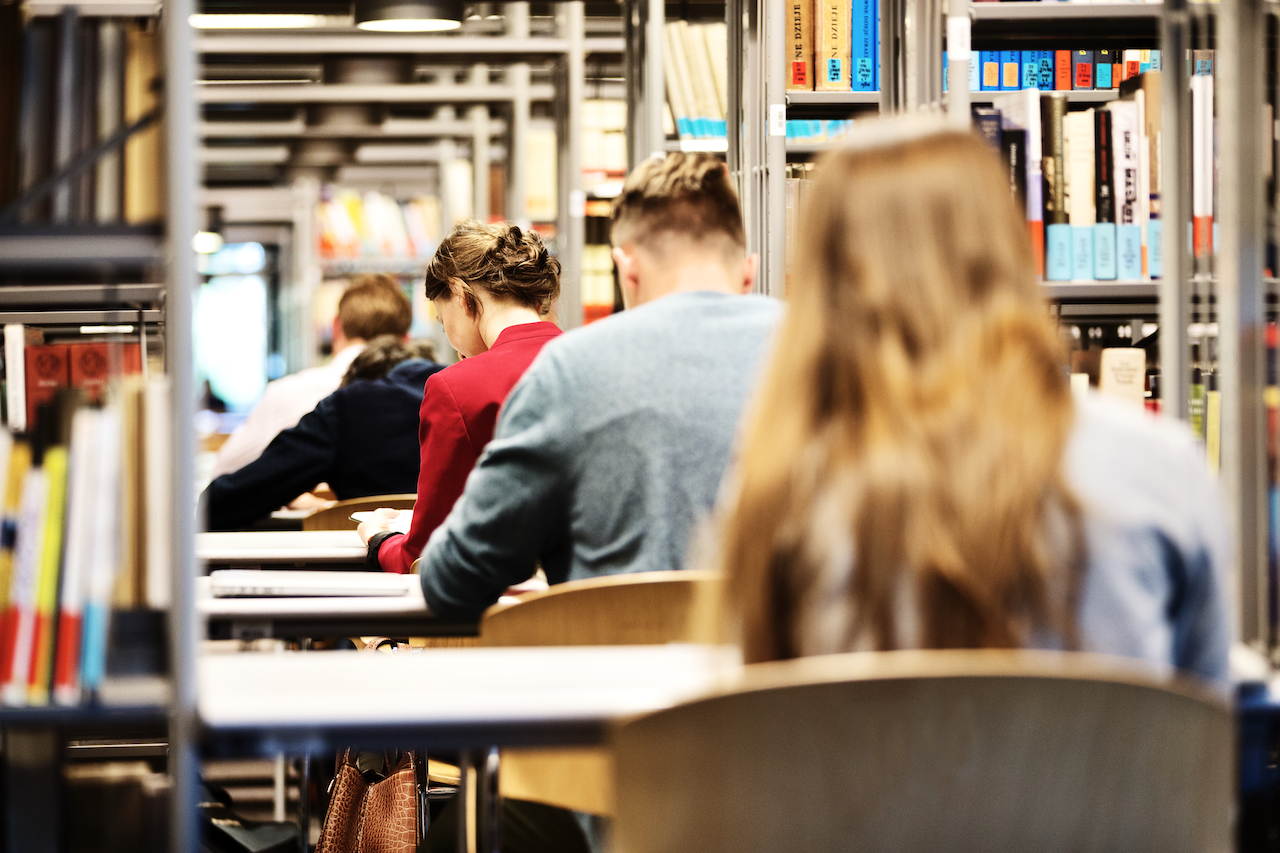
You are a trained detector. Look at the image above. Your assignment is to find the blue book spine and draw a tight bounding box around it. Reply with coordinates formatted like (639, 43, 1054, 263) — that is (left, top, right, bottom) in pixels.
(1036, 50, 1055, 89)
(1046, 224, 1073, 281)
(1116, 225, 1142, 280)
(852, 0, 877, 91)
(1021, 50, 1038, 89)
(1071, 226, 1095, 279)
(980, 50, 1000, 91)
(1093, 223, 1118, 280)
(1147, 219, 1163, 279)
(1150, 49, 1161, 71)
(1000, 50, 1020, 90)
(712, 119, 727, 138)
(1095, 50, 1113, 89)
(676, 117, 693, 140)
(943, 54, 948, 92)
(1073, 49, 1095, 90)
(80, 603, 108, 691)
(874, 0, 880, 90)
(969, 50, 980, 92)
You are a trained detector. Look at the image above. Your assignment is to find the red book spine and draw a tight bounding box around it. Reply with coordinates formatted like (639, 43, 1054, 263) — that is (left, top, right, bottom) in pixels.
(1028, 221, 1046, 278)
(23, 345, 69, 430)
(1054, 50, 1072, 91)
(1125, 61, 1140, 81)
(27, 610, 50, 692)
(52, 612, 80, 698)
(0, 608, 17, 684)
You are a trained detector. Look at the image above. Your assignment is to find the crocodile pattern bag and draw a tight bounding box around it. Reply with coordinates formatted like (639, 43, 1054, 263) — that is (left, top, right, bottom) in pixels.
(316, 638, 423, 853)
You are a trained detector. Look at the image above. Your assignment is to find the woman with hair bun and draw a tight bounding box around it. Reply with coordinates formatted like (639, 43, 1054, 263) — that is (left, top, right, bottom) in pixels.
(359, 220, 562, 574)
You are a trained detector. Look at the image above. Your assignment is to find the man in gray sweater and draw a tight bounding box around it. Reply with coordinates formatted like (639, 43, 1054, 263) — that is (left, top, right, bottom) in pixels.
(418, 153, 783, 620)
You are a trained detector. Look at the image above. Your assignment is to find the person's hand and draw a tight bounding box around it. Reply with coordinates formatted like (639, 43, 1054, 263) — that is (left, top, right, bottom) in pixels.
(288, 492, 336, 511)
(357, 507, 401, 544)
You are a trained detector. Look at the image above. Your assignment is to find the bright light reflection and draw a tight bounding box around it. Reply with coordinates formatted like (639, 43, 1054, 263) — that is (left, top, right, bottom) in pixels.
(356, 17, 461, 31)
(189, 14, 331, 28)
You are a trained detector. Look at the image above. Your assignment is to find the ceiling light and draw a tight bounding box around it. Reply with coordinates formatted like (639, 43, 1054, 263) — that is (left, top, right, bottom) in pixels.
(354, 0, 464, 31)
(189, 14, 333, 28)
(193, 231, 224, 254)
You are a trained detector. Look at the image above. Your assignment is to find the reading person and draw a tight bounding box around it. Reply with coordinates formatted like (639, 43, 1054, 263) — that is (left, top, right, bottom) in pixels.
(711, 119, 1229, 684)
(358, 222, 563, 572)
(413, 153, 783, 618)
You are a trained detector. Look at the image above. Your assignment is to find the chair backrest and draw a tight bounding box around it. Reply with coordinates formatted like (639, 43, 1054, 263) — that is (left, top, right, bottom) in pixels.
(301, 494, 418, 531)
(613, 650, 1232, 853)
(478, 571, 720, 647)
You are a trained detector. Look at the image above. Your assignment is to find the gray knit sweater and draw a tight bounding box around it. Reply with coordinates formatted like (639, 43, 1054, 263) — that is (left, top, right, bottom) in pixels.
(419, 290, 784, 619)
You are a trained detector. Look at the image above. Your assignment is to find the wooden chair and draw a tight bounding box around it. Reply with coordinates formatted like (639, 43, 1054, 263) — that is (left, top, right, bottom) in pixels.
(478, 570, 721, 816)
(300, 494, 417, 531)
(613, 649, 1232, 853)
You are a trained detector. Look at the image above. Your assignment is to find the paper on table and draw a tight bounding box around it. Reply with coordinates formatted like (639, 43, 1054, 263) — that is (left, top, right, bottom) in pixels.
(350, 510, 413, 535)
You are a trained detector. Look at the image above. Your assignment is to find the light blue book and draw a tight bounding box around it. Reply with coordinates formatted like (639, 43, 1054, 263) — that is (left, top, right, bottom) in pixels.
(1093, 224, 1118, 280)
(1116, 224, 1142, 280)
(1046, 224, 1073, 281)
(969, 50, 980, 92)
(852, 0, 877, 91)
(1147, 219, 1163, 278)
(79, 603, 109, 694)
(1021, 51, 1038, 89)
(676, 117, 693, 140)
(1071, 227, 1094, 280)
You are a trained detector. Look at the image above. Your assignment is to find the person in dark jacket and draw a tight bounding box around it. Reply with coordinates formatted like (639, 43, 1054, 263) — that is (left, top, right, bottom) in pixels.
(201, 337, 445, 531)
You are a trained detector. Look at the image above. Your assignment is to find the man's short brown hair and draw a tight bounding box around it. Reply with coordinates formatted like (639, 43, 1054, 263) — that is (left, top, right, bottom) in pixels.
(611, 153, 746, 255)
(337, 274, 413, 340)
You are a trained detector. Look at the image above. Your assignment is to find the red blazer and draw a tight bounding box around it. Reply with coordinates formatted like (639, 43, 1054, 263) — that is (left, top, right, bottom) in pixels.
(374, 321, 562, 574)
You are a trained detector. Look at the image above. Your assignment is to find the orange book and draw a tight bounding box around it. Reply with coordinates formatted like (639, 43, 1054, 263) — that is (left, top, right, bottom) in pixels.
(786, 1, 815, 91)
(67, 342, 142, 404)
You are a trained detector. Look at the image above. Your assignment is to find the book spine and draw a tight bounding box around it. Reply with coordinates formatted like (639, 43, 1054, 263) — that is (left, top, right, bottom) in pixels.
(1073, 49, 1094, 90)
(852, 0, 877, 91)
(786, 1, 814, 91)
(1000, 50, 1020, 90)
(1123, 49, 1141, 83)
(968, 50, 980, 92)
(1043, 94, 1070, 280)
(53, 411, 97, 705)
(3, 326, 25, 433)
(80, 407, 120, 696)
(27, 445, 67, 705)
(1191, 73, 1213, 259)
(980, 50, 1000, 91)
(2, 468, 46, 704)
(1020, 50, 1038, 90)
(1093, 108, 1117, 280)
(1096, 49, 1113, 89)
(23, 344, 69, 433)
(815, 0, 851, 91)
(1036, 50, 1054, 90)
(1054, 50, 1072, 91)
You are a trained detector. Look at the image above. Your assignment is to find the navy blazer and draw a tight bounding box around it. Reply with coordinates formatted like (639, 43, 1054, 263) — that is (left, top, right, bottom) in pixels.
(201, 359, 445, 531)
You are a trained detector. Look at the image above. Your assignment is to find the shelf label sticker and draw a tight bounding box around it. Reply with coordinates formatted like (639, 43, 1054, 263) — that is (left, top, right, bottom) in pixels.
(769, 103, 787, 137)
(946, 16, 970, 61)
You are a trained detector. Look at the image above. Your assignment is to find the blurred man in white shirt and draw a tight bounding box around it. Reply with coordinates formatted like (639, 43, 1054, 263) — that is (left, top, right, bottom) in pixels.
(212, 275, 414, 477)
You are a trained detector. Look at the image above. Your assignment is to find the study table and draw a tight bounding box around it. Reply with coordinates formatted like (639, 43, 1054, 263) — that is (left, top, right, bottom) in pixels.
(197, 530, 477, 639)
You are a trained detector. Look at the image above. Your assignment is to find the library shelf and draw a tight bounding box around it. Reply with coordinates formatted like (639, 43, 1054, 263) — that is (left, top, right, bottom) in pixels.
(0, 233, 162, 270)
(1043, 281, 1159, 301)
(197, 82, 557, 105)
(971, 3, 1163, 22)
(320, 257, 435, 276)
(785, 91, 881, 108)
(196, 34, 573, 57)
(662, 138, 729, 153)
(0, 284, 164, 307)
(201, 118, 509, 140)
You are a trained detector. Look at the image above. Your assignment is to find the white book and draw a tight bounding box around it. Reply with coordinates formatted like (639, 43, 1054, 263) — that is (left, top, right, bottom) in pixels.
(990, 88, 1042, 222)
(4, 468, 46, 705)
(1063, 109, 1096, 226)
(53, 410, 98, 705)
(660, 24, 690, 138)
(4, 326, 25, 433)
(1135, 90, 1150, 249)
(1099, 348, 1147, 408)
(665, 22, 701, 134)
(1106, 100, 1141, 225)
(80, 406, 121, 695)
(701, 23, 729, 120)
(1190, 74, 1214, 230)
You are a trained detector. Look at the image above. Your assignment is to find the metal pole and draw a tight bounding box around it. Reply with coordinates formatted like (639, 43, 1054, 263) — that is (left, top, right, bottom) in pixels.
(504, 3, 529, 228)
(1217, 0, 1269, 648)
(470, 63, 491, 222)
(726, 0, 743, 185)
(763, 0, 785, 298)
(1160, 0, 1192, 423)
(945, 0, 969, 126)
(161, 1, 200, 853)
(555, 1, 585, 328)
(643, 0, 665, 162)
(52, 7, 77, 223)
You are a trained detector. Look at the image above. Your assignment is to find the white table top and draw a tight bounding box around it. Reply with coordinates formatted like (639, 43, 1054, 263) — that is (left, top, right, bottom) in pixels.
(197, 530, 367, 564)
(196, 574, 430, 618)
(199, 645, 735, 750)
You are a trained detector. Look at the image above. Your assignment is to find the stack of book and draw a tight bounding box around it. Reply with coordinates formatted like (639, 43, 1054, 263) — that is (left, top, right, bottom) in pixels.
(946, 49, 1164, 93)
(786, 119, 856, 146)
(583, 99, 628, 197)
(787, 0, 879, 93)
(0, 369, 169, 707)
(978, 71, 1172, 282)
(663, 21, 728, 143)
(317, 189, 442, 261)
(8, 16, 162, 226)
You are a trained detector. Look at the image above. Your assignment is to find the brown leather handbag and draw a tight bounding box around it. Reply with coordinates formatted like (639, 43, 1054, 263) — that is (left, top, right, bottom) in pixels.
(315, 749, 424, 853)
(315, 638, 425, 853)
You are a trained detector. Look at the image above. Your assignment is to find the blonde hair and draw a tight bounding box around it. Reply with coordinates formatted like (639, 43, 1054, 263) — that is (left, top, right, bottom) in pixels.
(716, 128, 1084, 664)
(424, 221, 561, 315)
(611, 153, 745, 256)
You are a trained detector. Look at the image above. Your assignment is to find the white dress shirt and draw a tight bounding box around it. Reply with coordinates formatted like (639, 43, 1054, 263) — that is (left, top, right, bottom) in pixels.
(211, 343, 365, 478)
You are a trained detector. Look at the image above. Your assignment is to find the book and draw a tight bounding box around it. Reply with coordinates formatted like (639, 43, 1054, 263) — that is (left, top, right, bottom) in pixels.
(1093, 108, 1118, 280)
(1073, 50, 1094, 90)
(973, 108, 1002, 149)
(1099, 348, 1147, 408)
(1054, 50, 1071, 91)
(79, 407, 121, 698)
(27, 439, 68, 705)
(980, 51, 1000, 91)
(24, 345, 69, 433)
(1096, 49, 1114, 89)
(123, 21, 162, 224)
(1021, 50, 1038, 90)
(1064, 109, 1096, 279)
(1042, 95, 1070, 280)
(68, 342, 143, 405)
(661, 24, 693, 140)
(1107, 99, 1143, 280)
(95, 20, 124, 223)
(969, 50, 980, 93)
(1191, 72, 1214, 259)
(0, 438, 29, 702)
(4, 326, 26, 433)
(852, 0, 878, 92)
(992, 88, 1044, 275)
(1123, 49, 1141, 83)
(1036, 50, 1054, 90)
(1002, 129, 1028, 205)
(786, 1, 814, 91)
(1, 464, 47, 704)
(1139, 71, 1162, 278)
(815, 0, 852, 91)
(1001, 50, 1020, 91)
(142, 378, 170, 609)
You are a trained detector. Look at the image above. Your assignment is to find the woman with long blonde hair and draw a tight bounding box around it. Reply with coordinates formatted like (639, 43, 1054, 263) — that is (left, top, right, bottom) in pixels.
(715, 118, 1229, 683)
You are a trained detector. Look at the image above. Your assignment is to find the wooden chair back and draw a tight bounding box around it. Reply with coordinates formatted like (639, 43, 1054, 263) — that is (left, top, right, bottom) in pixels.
(614, 650, 1232, 853)
(301, 494, 417, 531)
(481, 571, 721, 815)
(478, 570, 720, 647)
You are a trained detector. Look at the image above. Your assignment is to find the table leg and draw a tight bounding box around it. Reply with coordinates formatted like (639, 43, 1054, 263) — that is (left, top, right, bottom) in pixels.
(3, 727, 59, 853)
(478, 746, 502, 853)
(298, 753, 310, 853)
(456, 752, 473, 853)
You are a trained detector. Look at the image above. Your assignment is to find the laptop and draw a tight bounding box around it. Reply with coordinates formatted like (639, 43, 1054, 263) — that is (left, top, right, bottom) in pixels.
(208, 569, 417, 598)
